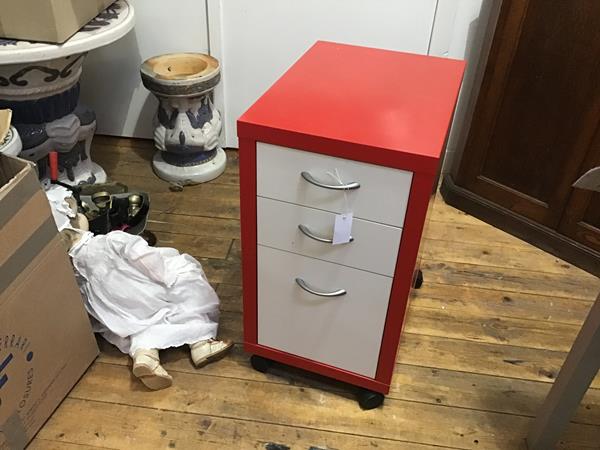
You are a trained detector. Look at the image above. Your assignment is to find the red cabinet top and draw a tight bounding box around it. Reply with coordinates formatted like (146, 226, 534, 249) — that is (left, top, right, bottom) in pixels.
(238, 41, 465, 174)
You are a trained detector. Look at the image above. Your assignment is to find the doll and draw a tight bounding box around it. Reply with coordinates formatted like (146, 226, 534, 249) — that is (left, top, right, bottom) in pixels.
(52, 187, 232, 390)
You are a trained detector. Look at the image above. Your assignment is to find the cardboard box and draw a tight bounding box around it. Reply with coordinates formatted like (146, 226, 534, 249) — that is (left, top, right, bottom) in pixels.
(0, 154, 98, 448)
(0, 0, 116, 44)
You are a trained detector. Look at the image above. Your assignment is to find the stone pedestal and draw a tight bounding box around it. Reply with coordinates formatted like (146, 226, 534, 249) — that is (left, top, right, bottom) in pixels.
(141, 53, 226, 185)
(0, 55, 101, 183)
(0, 126, 22, 157)
(0, 0, 134, 184)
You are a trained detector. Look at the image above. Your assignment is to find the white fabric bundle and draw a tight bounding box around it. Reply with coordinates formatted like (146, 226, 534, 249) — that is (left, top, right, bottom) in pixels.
(45, 185, 76, 231)
(68, 230, 220, 356)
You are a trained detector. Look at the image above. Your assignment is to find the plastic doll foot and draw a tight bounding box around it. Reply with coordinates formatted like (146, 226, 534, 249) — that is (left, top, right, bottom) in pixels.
(132, 348, 173, 390)
(190, 339, 234, 367)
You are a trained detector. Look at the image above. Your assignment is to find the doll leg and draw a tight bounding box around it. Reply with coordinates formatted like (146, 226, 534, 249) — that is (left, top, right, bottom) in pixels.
(190, 339, 233, 368)
(132, 348, 173, 390)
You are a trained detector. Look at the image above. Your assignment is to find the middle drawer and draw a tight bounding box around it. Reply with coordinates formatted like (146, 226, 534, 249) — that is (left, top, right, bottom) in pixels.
(257, 196, 402, 277)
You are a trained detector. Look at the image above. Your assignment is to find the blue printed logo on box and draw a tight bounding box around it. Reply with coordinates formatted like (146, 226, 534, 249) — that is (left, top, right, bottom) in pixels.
(0, 335, 35, 411)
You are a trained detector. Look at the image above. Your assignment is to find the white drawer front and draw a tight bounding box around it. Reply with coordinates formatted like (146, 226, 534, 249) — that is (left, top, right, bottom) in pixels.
(256, 142, 413, 227)
(257, 246, 392, 378)
(257, 197, 401, 277)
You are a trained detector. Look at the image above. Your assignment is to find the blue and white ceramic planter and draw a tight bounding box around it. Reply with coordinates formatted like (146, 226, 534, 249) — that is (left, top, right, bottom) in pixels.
(0, 126, 22, 157)
(0, 0, 134, 184)
(140, 53, 226, 185)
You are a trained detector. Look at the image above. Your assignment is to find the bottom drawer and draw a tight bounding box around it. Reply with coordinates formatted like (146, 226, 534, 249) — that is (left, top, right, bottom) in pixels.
(257, 245, 393, 378)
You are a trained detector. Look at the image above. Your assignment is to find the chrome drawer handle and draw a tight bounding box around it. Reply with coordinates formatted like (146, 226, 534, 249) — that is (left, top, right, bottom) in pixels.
(301, 171, 360, 190)
(298, 224, 354, 243)
(295, 278, 347, 297)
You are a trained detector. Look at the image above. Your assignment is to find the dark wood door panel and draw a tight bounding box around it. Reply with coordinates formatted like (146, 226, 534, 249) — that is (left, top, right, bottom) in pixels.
(559, 191, 600, 252)
(444, 0, 600, 275)
(583, 195, 600, 230)
(458, 0, 600, 228)
(559, 130, 600, 252)
(580, 195, 600, 250)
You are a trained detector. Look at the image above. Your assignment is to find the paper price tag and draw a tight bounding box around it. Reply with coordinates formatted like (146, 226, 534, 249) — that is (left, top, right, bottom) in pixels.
(332, 213, 353, 245)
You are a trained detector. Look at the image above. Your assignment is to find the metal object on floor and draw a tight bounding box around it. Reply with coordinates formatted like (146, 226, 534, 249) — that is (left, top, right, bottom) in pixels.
(83, 191, 151, 237)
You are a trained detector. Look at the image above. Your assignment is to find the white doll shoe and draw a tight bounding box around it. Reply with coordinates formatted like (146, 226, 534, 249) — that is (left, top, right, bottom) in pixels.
(190, 339, 233, 367)
(132, 348, 173, 390)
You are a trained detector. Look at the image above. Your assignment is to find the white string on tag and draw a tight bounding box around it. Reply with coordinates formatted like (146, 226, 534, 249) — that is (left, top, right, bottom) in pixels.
(326, 168, 351, 213)
(326, 168, 353, 245)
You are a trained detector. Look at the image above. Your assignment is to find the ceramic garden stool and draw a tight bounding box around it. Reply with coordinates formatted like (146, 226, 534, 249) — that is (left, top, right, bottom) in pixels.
(0, 0, 134, 184)
(140, 53, 226, 185)
(0, 126, 22, 157)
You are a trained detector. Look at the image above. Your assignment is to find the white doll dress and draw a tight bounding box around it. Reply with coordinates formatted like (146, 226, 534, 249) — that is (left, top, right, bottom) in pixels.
(68, 230, 219, 355)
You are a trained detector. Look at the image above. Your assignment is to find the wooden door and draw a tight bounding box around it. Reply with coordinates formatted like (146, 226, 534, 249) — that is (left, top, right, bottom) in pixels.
(443, 0, 600, 275)
(454, 0, 600, 229)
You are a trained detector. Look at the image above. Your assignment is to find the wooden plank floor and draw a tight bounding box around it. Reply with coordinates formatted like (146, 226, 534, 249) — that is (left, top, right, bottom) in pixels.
(32, 137, 600, 450)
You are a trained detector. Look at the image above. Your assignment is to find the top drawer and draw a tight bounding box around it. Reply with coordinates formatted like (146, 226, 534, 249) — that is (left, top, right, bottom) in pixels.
(256, 142, 413, 227)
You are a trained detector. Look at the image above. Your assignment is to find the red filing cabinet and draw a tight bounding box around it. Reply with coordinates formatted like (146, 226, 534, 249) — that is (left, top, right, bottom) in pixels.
(237, 41, 464, 409)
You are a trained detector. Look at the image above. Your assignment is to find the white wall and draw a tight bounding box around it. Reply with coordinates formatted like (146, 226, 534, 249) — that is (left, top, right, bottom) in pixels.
(430, 0, 485, 59)
(80, 0, 209, 138)
(82, 0, 498, 170)
(210, 0, 498, 156)
(209, 0, 439, 148)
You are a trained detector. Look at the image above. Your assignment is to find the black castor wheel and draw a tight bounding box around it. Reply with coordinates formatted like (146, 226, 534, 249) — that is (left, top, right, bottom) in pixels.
(357, 389, 385, 410)
(250, 355, 272, 373)
(413, 269, 424, 289)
